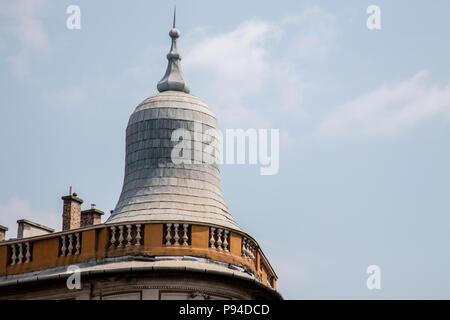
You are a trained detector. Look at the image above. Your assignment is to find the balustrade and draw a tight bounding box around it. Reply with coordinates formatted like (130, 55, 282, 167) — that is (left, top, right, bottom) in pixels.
(2, 222, 275, 289)
(209, 227, 230, 251)
(241, 236, 256, 261)
(9, 242, 32, 265)
(109, 224, 142, 248)
(59, 232, 81, 256)
(165, 223, 190, 246)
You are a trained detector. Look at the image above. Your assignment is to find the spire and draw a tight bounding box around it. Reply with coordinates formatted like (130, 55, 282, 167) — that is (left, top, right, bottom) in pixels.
(173, 5, 176, 28)
(157, 7, 190, 94)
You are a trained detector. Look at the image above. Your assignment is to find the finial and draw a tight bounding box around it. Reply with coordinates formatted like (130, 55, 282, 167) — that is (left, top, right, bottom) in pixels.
(157, 8, 190, 94)
(173, 5, 176, 28)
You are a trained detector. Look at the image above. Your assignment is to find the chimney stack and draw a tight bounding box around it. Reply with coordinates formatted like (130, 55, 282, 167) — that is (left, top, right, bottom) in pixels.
(81, 205, 104, 227)
(0, 225, 7, 242)
(62, 187, 83, 231)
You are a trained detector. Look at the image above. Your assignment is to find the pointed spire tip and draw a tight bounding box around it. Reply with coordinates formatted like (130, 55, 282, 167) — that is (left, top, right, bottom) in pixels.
(173, 5, 176, 28)
(157, 7, 190, 94)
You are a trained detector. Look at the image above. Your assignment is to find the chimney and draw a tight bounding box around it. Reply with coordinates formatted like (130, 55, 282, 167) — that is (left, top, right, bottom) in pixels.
(62, 187, 83, 231)
(81, 204, 104, 227)
(0, 225, 8, 242)
(17, 219, 54, 239)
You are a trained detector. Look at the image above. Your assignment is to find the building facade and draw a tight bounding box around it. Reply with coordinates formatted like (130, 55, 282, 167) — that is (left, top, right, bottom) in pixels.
(0, 12, 280, 300)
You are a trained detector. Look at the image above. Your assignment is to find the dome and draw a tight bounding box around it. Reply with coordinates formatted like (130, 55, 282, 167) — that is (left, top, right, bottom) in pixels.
(107, 8, 241, 231)
(107, 91, 241, 231)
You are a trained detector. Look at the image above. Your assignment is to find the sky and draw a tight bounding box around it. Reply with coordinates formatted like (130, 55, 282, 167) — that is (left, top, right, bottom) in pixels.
(1, 0, 450, 299)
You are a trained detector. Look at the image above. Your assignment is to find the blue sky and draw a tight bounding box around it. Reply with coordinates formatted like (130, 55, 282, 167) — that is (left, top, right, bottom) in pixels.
(1, 0, 450, 299)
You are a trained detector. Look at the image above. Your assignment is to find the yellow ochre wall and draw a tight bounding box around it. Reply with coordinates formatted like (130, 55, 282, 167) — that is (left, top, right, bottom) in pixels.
(0, 223, 277, 288)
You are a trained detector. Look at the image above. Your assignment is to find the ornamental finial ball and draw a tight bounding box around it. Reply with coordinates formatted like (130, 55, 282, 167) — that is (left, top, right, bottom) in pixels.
(169, 28, 180, 38)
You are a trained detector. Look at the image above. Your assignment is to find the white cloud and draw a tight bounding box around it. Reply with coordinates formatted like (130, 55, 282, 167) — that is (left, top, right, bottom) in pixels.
(316, 71, 450, 138)
(56, 86, 87, 107)
(182, 6, 336, 129)
(185, 20, 282, 105)
(282, 5, 338, 61)
(0, 0, 50, 78)
(0, 197, 58, 240)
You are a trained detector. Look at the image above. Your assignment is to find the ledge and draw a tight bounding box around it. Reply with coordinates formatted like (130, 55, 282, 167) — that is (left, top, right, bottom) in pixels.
(0, 221, 278, 289)
(0, 255, 282, 299)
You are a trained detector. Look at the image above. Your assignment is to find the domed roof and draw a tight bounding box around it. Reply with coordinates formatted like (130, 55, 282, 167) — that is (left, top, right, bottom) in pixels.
(108, 91, 240, 231)
(107, 13, 241, 231)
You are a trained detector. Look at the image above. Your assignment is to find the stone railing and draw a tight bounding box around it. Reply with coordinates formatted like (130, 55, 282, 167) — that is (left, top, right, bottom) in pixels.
(8, 242, 32, 265)
(109, 224, 142, 248)
(59, 232, 82, 256)
(164, 223, 190, 246)
(0, 222, 277, 290)
(209, 227, 229, 251)
(241, 236, 256, 261)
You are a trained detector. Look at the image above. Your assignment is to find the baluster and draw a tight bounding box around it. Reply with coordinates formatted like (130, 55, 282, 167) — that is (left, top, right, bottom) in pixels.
(126, 224, 132, 246)
(241, 237, 247, 257)
(118, 225, 124, 247)
(259, 266, 263, 281)
(135, 224, 141, 246)
(252, 243, 256, 260)
(173, 224, 180, 245)
(25, 242, 31, 263)
(165, 224, 172, 245)
(67, 234, 73, 256)
(10, 244, 17, 265)
(209, 227, 216, 248)
(17, 243, 23, 264)
(216, 229, 223, 250)
(75, 233, 81, 254)
(223, 230, 229, 251)
(267, 276, 272, 288)
(61, 235, 67, 256)
(182, 224, 189, 246)
(110, 226, 116, 248)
